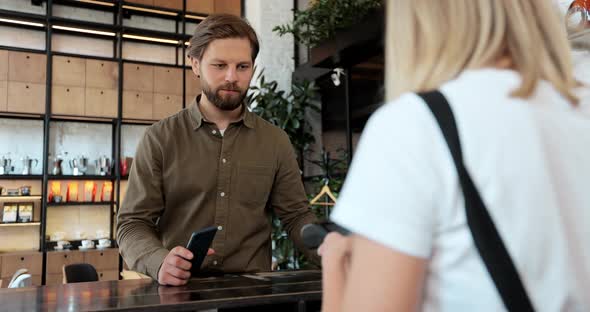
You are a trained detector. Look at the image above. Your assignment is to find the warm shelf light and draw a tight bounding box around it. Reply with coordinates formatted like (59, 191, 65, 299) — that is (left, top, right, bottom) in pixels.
(76, 0, 115, 7)
(52, 25, 116, 37)
(122, 5, 178, 17)
(0, 222, 41, 227)
(50, 181, 62, 203)
(101, 181, 113, 202)
(185, 14, 206, 20)
(67, 182, 79, 202)
(0, 18, 44, 28)
(123, 34, 180, 45)
(51, 181, 61, 195)
(84, 181, 96, 202)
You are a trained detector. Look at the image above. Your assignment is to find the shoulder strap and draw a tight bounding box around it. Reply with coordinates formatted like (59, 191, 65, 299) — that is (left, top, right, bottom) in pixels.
(417, 91, 535, 312)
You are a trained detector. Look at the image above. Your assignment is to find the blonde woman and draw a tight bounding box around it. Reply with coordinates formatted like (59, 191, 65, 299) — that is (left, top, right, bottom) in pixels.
(319, 0, 589, 311)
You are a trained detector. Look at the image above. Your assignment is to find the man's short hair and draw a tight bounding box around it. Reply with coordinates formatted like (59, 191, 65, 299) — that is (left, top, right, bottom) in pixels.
(187, 14, 260, 63)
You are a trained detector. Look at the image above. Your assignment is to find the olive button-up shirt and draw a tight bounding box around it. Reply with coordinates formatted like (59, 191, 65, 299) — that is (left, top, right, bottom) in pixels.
(117, 98, 317, 279)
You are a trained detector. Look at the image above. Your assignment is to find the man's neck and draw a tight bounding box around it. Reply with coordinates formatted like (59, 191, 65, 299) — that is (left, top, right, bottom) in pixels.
(198, 94, 243, 130)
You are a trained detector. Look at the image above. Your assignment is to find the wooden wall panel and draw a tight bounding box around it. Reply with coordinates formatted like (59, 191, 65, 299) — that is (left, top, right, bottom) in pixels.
(0, 80, 6, 112)
(123, 91, 153, 120)
(85, 88, 118, 118)
(154, 66, 182, 95)
(215, 0, 241, 16)
(86, 59, 118, 89)
(53, 56, 86, 87)
(187, 0, 214, 14)
(153, 93, 182, 120)
(0, 50, 7, 81)
(123, 63, 154, 92)
(52, 86, 85, 116)
(7, 82, 45, 114)
(8, 52, 46, 84)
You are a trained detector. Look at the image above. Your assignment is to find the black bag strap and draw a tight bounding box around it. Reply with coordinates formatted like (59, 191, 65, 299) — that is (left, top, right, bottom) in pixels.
(417, 91, 535, 312)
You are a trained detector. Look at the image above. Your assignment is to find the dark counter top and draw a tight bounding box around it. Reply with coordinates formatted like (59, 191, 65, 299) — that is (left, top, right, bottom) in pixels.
(0, 270, 322, 311)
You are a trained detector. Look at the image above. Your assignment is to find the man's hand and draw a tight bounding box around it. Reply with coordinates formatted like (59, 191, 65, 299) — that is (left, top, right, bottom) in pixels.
(157, 246, 215, 286)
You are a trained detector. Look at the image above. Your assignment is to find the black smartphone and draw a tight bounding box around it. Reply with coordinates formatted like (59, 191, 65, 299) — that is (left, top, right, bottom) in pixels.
(301, 220, 350, 249)
(186, 225, 218, 276)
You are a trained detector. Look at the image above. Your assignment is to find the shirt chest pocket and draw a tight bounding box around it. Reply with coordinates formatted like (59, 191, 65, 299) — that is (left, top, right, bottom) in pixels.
(235, 164, 274, 205)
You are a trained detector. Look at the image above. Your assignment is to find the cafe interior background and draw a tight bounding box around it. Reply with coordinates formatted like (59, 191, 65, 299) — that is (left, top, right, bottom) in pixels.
(0, 0, 587, 288)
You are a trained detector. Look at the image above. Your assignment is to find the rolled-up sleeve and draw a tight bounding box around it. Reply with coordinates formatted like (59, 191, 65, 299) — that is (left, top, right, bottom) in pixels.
(116, 129, 170, 279)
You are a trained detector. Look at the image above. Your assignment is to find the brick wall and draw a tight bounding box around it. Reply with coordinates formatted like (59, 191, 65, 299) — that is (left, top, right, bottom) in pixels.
(245, 0, 295, 93)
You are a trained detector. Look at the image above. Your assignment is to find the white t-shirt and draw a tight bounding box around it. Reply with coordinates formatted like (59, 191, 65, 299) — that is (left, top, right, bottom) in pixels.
(331, 69, 590, 312)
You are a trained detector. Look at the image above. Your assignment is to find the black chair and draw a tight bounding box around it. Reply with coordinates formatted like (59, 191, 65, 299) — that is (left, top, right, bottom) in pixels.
(63, 263, 99, 283)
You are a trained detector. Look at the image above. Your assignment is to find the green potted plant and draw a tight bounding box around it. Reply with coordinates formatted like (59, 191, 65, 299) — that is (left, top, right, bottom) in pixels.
(273, 0, 382, 47)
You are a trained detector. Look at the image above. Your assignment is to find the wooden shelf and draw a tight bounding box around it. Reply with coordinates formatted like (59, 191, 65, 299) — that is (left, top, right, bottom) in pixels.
(50, 115, 117, 124)
(52, 0, 117, 13)
(0, 195, 42, 199)
(0, 222, 41, 227)
(0, 112, 45, 120)
(121, 2, 183, 20)
(47, 201, 114, 207)
(47, 175, 115, 180)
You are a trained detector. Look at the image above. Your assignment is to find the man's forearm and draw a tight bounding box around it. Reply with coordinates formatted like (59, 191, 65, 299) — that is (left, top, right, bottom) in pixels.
(117, 221, 169, 279)
(283, 208, 321, 266)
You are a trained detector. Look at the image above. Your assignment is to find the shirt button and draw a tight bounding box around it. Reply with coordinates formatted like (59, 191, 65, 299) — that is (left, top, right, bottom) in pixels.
(217, 225, 223, 231)
(220, 192, 225, 197)
(222, 158, 227, 164)
(212, 130, 217, 135)
(213, 260, 218, 265)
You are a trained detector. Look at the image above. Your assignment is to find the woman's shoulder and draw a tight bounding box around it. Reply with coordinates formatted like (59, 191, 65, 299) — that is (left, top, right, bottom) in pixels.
(369, 93, 433, 127)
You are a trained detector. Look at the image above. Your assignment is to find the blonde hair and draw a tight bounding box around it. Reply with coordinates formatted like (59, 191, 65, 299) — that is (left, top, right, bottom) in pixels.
(385, 0, 579, 105)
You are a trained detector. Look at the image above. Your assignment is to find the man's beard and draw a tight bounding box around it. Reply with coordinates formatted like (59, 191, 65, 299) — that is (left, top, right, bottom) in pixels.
(201, 80, 246, 111)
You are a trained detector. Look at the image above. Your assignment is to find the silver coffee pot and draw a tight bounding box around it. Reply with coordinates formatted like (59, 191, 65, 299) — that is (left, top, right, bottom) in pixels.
(95, 155, 112, 176)
(51, 157, 63, 175)
(69, 156, 88, 176)
(0, 156, 13, 175)
(21, 156, 38, 175)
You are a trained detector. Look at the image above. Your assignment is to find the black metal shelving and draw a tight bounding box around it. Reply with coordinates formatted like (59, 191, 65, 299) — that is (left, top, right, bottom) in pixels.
(293, 9, 385, 164)
(47, 175, 116, 180)
(52, 0, 118, 12)
(0, 112, 45, 120)
(0, 0, 222, 286)
(0, 174, 44, 180)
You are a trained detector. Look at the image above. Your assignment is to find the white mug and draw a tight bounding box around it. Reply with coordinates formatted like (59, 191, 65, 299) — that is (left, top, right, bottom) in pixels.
(98, 238, 110, 247)
(81, 240, 93, 248)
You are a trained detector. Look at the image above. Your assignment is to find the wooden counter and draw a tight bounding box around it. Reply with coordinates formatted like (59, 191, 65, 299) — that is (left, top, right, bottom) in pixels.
(0, 270, 322, 311)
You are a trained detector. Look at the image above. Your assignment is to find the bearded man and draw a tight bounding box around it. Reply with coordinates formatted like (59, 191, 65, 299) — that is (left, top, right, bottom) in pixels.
(117, 14, 318, 286)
